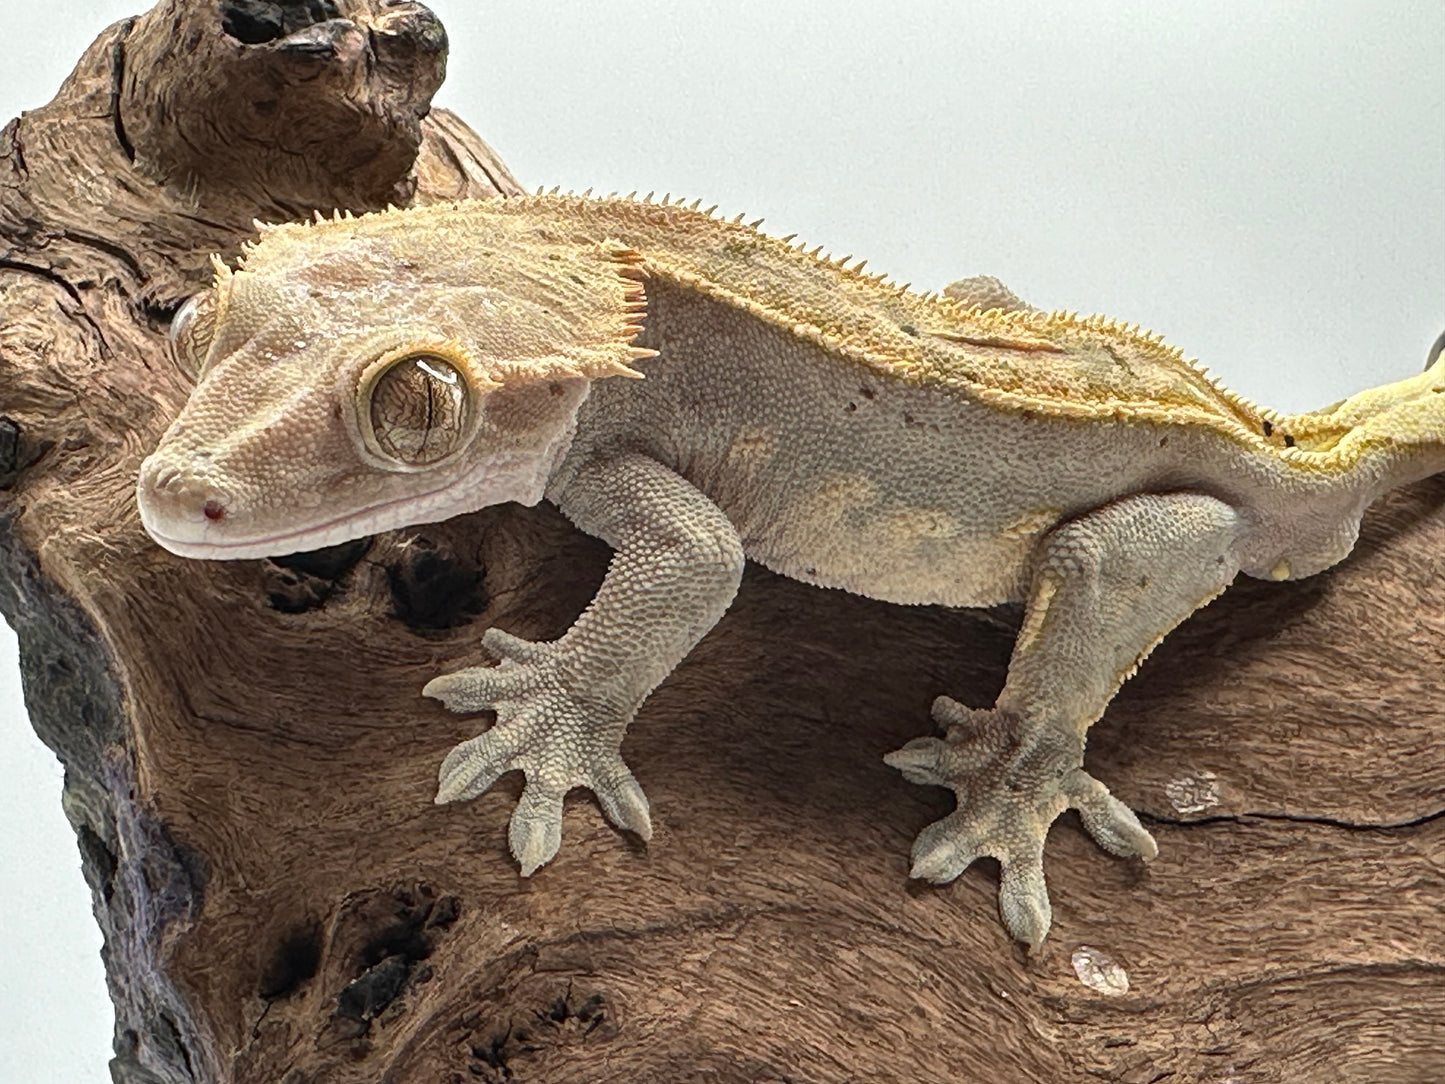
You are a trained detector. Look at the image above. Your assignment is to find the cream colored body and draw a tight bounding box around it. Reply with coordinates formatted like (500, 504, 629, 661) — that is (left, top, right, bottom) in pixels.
(571, 281, 1388, 611)
(136, 195, 1445, 947)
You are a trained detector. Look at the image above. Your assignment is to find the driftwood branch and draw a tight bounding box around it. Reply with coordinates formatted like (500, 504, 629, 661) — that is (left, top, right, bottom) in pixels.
(2, 2, 1441, 1081)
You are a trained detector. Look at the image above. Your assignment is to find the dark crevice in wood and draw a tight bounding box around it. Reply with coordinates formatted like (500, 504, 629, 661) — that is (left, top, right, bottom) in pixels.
(0, 261, 116, 357)
(61, 228, 149, 284)
(0, 419, 19, 480)
(109, 18, 138, 163)
(1142, 803, 1445, 833)
(220, 0, 343, 46)
(0, 420, 53, 492)
(6, 117, 27, 177)
(0, 257, 82, 303)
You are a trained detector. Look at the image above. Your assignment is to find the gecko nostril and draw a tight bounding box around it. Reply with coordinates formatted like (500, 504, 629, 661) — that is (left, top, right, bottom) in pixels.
(203, 499, 228, 522)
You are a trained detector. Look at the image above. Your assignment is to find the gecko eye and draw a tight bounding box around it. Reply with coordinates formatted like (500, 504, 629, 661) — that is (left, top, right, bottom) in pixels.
(169, 292, 218, 379)
(363, 354, 473, 467)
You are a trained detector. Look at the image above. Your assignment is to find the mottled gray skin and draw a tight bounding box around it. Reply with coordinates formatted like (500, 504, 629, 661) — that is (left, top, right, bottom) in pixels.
(137, 201, 1445, 948)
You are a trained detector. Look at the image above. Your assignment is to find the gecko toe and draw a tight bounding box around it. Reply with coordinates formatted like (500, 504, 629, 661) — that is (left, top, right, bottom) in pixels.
(592, 762, 653, 840)
(426, 635, 563, 712)
(907, 811, 981, 883)
(892, 706, 1149, 946)
(930, 694, 977, 730)
(435, 731, 510, 803)
(998, 847, 1052, 949)
(883, 737, 951, 787)
(428, 623, 652, 871)
(423, 666, 511, 712)
(482, 627, 554, 664)
(509, 786, 565, 876)
(1064, 769, 1158, 860)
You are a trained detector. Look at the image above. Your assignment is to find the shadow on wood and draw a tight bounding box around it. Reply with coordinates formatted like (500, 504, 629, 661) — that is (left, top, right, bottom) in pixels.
(1, 2, 1441, 1081)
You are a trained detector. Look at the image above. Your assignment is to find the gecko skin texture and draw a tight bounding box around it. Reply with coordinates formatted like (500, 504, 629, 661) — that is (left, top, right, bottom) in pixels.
(137, 195, 1445, 948)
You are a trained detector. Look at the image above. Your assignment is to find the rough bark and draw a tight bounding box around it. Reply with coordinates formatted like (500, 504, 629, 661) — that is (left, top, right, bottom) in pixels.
(1, 3, 1441, 1082)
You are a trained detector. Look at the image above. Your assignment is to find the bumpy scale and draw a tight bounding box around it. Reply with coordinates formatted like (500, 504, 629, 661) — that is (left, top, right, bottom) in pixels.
(137, 194, 1445, 947)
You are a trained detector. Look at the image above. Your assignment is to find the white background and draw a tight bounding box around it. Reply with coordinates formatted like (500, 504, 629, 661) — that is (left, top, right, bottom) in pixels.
(1, 2, 1441, 1080)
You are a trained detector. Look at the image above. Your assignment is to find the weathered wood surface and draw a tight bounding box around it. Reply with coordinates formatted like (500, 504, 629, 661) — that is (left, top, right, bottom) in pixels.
(1, 3, 1441, 1082)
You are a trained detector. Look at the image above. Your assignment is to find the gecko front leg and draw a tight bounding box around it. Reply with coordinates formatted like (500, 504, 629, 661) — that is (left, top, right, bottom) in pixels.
(886, 491, 1244, 946)
(428, 452, 745, 874)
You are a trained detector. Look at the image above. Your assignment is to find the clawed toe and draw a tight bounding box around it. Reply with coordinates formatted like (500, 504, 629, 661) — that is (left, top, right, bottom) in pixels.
(482, 626, 553, 664)
(997, 849, 1051, 948)
(887, 705, 1152, 947)
(931, 694, 979, 729)
(591, 763, 653, 840)
(883, 704, 1007, 787)
(423, 666, 510, 713)
(907, 811, 979, 883)
(435, 731, 510, 803)
(509, 786, 564, 876)
(437, 734, 650, 875)
(1064, 769, 1157, 859)
(883, 737, 950, 787)
(436, 725, 653, 875)
(428, 631, 651, 876)
(424, 628, 561, 713)
(907, 809, 1054, 946)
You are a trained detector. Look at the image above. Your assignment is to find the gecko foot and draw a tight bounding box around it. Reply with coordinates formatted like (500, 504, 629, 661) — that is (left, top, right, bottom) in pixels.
(425, 627, 652, 876)
(883, 695, 1156, 948)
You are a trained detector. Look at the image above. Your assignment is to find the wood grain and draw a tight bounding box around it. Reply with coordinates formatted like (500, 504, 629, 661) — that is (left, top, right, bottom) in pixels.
(1, 3, 1440, 1081)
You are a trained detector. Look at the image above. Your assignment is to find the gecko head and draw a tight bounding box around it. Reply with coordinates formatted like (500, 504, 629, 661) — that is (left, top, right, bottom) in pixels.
(137, 246, 604, 560)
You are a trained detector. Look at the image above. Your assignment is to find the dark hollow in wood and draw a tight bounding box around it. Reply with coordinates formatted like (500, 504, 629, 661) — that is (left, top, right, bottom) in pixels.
(1, 2, 1441, 1081)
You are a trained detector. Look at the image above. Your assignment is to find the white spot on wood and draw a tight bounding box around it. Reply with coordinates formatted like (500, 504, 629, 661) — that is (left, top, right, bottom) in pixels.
(1072, 946, 1129, 996)
(1165, 770, 1220, 815)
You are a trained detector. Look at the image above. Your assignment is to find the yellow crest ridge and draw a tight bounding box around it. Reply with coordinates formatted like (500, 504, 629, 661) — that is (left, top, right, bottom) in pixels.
(232, 193, 1395, 471)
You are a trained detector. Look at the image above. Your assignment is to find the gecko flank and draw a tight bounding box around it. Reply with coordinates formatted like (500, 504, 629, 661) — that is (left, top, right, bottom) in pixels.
(137, 194, 1445, 947)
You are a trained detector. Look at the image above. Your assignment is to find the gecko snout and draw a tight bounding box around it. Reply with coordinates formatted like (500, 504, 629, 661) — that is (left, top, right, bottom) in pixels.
(136, 452, 237, 553)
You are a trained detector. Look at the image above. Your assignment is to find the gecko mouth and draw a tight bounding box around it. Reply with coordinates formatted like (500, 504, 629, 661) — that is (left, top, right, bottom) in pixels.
(139, 479, 475, 561)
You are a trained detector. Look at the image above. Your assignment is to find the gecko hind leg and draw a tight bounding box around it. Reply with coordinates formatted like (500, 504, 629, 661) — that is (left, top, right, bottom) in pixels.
(886, 697, 1155, 946)
(886, 491, 1244, 947)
